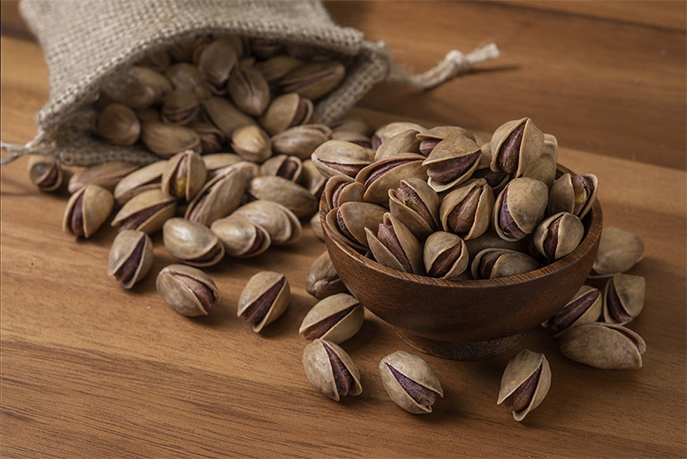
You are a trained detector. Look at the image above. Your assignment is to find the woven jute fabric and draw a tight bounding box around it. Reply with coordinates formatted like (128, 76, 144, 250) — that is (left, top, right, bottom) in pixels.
(2, 0, 499, 166)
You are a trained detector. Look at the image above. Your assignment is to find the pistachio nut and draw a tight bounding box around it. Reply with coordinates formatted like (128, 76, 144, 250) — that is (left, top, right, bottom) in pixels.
(490, 118, 544, 177)
(493, 178, 548, 242)
(325, 202, 387, 251)
(111, 189, 176, 234)
(259, 93, 313, 136)
(416, 126, 476, 156)
(311, 140, 372, 179)
(299, 160, 326, 198)
(331, 130, 372, 149)
(543, 285, 602, 336)
(559, 322, 646, 370)
(389, 178, 440, 240)
(372, 122, 427, 150)
(254, 55, 304, 83)
(305, 251, 348, 300)
(141, 122, 201, 157)
(471, 248, 541, 279)
(162, 218, 225, 267)
(227, 64, 270, 116)
(156, 264, 220, 317)
(311, 213, 325, 242)
(279, 60, 346, 100)
(161, 89, 200, 125)
(379, 351, 443, 414)
(547, 173, 598, 220)
(323, 174, 364, 210)
(247, 176, 318, 218)
(97, 103, 141, 146)
(302, 339, 362, 402)
(365, 213, 424, 275)
(27, 155, 62, 192)
(355, 153, 428, 205)
(271, 124, 332, 159)
(497, 349, 551, 422)
(533, 212, 585, 260)
(602, 274, 646, 325)
(169, 36, 211, 63)
(260, 155, 302, 182)
(424, 135, 481, 192)
(439, 178, 495, 240)
(140, 47, 170, 71)
(231, 125, 273, 163)
(216, 34, 244, 59)
(522, 134, 558, 188)
(108, 230, 154, 289)
(423, 231, 469, 280)
(233, 200, 302, 246)
(102, 66, 172, 110)
(299, 293, 363, 343)
(472, 142, 510, 192)
(63, 184, 115, 238)
(68, 161, 139, 194)
(185, 167, 250, 226)
(161, 151, 207, 202)
(202, 153, 242, 178)
(197, 38, 238, 93)
(210, 214, 271, 258)
(165, 63, 212, 102)
(113, 160, 166, 205)
(373, 129, 422, 162)
(590, 227, 645, 278)
(191, 121, 226, 153)
(204, 97, 256, 137)
(250, 38, 282, 60)
(238, 271, 290, 332)
(330, 117, 374, 137)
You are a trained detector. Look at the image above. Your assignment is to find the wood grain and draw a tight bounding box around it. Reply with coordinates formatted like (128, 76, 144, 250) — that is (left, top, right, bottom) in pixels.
(1, 4, 686, 458)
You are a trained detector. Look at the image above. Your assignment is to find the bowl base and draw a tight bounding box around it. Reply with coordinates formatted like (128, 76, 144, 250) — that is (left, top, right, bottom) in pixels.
(396, 330, 526, 360)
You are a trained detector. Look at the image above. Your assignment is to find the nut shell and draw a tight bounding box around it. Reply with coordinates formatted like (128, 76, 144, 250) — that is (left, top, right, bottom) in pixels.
(559, 322, 646, 370)
(497, 349, 551, 421)
(379, 351, 443, 414)
(299, 293, 363, 343)
(302, 339, 362, 401)
(163, 218, 225, 267)
(63, 184, 114, 238)
(237, 271, 290, 332)
(108, 230, 154, 289)
(156, 264, 220, 317)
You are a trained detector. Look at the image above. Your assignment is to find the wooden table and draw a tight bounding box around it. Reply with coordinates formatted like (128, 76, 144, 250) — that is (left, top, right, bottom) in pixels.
(2, 1, 685, 457)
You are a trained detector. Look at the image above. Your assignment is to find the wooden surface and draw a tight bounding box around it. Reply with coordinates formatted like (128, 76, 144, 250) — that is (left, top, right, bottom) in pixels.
(1, 1, 685, 457)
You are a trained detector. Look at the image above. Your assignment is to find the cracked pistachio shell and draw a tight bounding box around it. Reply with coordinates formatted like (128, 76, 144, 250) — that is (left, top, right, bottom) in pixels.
(373, 129, 422, 162)
(416, 126, 477, 156)
(238, 271, 290, 332)
(471, 248, 541, 280)
(63, 184, 114, 238)
(111, 189, 176, 234)
(493, 178, 549, 242)
(191, 121, 226, 153)
(254, 55, 304, 83)
(231, 125, 272, 163)
(547, 173, 598, 220)
(323, 174, 364, 209)
(379, 351, 443, 414)
(490, 117, 544, 177)
(247, 176, 318, 218)
(165, 63, 212, 102)
(260, 155, 302, 182)
(185, 167, 250, 226)
(559, 322, 646, 370)
(163, 218, 225, 267)
(271, 124, 332, 159)
(279, 60, 346, 100)
(69, 161, 139, 194)
(471, 142, 510, 192)
(389, 178, 440, 241)
(98, 103, 141, 146)
(211, 214, 271, 258)
(227, 64, 270, 116)
(299, 160, 326, 198)
(602, 274, 646, 325)
(330, 117, 374, 136)
(372, 122, 427, 150)
(156, 264, 220, 317)
(302, 339, 362, 401)
(202, 153, 242, 177)
(311, 140, 372, 179)
(356, 153, 428, 205)
(198, 38, 238, 93)
(522, 134, 558, 188)
(365, 213, 424, 275)
(497, 349, 551, 421)
(440, 178, 495, 240)
(141, 122, 201, 158)
(161, 151, 207, 202)
(204, 97, 256, 138)
(259, 93, 313, 136)
(325, 202, 386, 251)
(591, 227, 645, 278)
(311, 213, 325, 242)
(161, 89, 200, 125)
(113, 160, 166, 205)
(28, 155, 62, 192)
(305, 251, 348, 300)
(423, 135, 482, 192)
(108, 230, 154, 289)
(233, 200, 302, 246)
(533, 212, 585, 260)
(543, 285, 602, 336)
(299, 293, 363, 343)
(423, 232, 469, 280)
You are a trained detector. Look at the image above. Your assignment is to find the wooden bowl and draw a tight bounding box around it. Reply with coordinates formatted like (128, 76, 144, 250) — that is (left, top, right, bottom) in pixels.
(322, 178, 603, 360)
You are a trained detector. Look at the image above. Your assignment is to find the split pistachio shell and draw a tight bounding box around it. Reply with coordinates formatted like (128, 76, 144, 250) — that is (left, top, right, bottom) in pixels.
(591, 227, 645, 277)
(472, 143, 510, 192)
(522, 134, 558, 188)
(255, 55, 304, 83)
(379, 351, 443, 414)
(238, 271, 290, 332)
(108, 230, 154, 289)
(423, 232, 469, 280)
(440, 178, 495, 240)
(305, 251, 348, 300)
(416, 126, 476, 155)
(113, 160, 166, 205)
(365, 213, 424, 275)
(165, 62, 212, 102)
(463, 229, 527, 259)
(231, 125, 272, 163)
(533, 212, 585, 260)
(259, 93, 313, 136)
(279, 60, 346, 100)
(471, 248, 541, 280)
(326, 202, 387, 251)
(299, 159, 326, 198)
(559, 322, 646, 370)
(271, 124, 331, 159)
(388, 178, 440, 241)
(161, 89, 200, 125)
(311, 213, 325, 242)
(27, 155, 62, 192)
(69, 161, 139, 194)
(311, 140, 372, 179)
(355, 153, 428, 205)
(233, 200, 302, 246)
(204, 97, 256, 137)
(97, 103, 141, 146)
(497, 349, 551, 421)
(111, 189, 176, 234)
(227, 64, 270, 116)
(156, 264, 220, 317)
(103, 66, 171, 110)
(185, 167, 250, 226)
(202, 153, 242, 177)
(331, 131, 371, 148)
(602, 274, 646, 325)
(423, 135, 482, 192)
(543, 285, 602, 335)
(493, 178, 548, 242)
(302, 339, 362, 401)
(63, 184, 114, 238)
(490, 118, 544, 178)
(247, 176, 318, 218)
(198, 38, 238, 93)
(299, 293, 363, 343)
(141, 122, 201, 157)
(260, 155, 302, 182)
(191, 121, 226, 153)
(210, 214, 271, 258)
(547, 173, 598, 220)
(373, 129, 422, 161)
(163, 218, 225, 267)
(372, 122, 427, 150)
(323, 174, 364, 209)
(161, 151, 207, 202)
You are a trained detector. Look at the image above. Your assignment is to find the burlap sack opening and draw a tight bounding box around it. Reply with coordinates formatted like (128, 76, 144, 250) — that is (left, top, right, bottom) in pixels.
(1, 0, 499, 166)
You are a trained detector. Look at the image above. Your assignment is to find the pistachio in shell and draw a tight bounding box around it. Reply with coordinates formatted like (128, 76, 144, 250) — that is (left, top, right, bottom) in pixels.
(163, 218, 225, 267)
(197, 38, 238, 93)
(355, 153, 428, 205)
(389, 178, 440, 241)
(250, 38, 282, 60)
(237, 271, 290, 332)
(27, 155, 62, 192)
(533, 212, 585, 260)
(141, 122, 201, 157)
(365, 213, 424, 275)
(372, 122, 427, 150)
(547, 173, 598, 220)
(279, 60, 346, 100)
(227, 63, 270, 116)
(102, 66, 171, 110)
(247, 176, 318, 218)
(69, 161, 139, 194)
(260, 155, 302, 182)
(423, 135, 482, 192)
(330, 117, 374, 137)
(202, 153, 242, 178)
(543, 285, 602, 336)
(210, 214, 271, 258)
(559, 322, 646, 370)
(305, 251, 348, 300)
(379, 351, 443, 414)
(191, 121, 226, 153)
(471, 142, 510, 192)
(161, 151, 207, 202)
(373, 129, 423, 162)
(311, 140, 372, 179)
(439, 178, 495, 240)
(271, 124, 332, 160)
(416, 126, 476, 156)
(259, 93, 313, 136)
(165, 62, 212, 102)
(161, 89, 200, 125)
(471, 248, 541, 280)
(325, 202, 387, 251)
(490, 117, 544, 177)
(590, 227, 645, 278)
(497, 349, 551, 421)
(97, 103, 141, 146)
(113, 160, 167, 205)
(331, 130, 372, 149)
(254, 55, 304, 83)
(233, 200, 302, 246)
(311, 213, 325, 242)
(108, 230, 154, 289)
(231, 125, 273, 164)
(323, 174, 364, 210)
(423, 231, 469, 280)
(302, 339, 362, 402)
(602, 274, 646, 325)
(522, 134, 558, 188)
(111, 189, 176, 234)
(156, 264, 220, 317)
(63, 184, 114, 238)
(493, 178, 548, 242)
(299, 159, 327, 198)
(185, 167, 250, 226)
(204, 97, 256, 137)
(464, 229, 528, 259)
(299, 293, 363, 343)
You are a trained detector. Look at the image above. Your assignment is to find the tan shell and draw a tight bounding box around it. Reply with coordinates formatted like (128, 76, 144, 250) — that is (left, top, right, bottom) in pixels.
(113, 160, 166, 204)
(440, 178, 495, 240)
(299, 160, 326, 198)
(238, 271, 290, 332)
(198, 38, 238, 93)
(69, 161, 139, 194)
(311, 213, 325, 242)
(227, 64, 270, 116)
(97, 103, 141, 146)
(543, 285, 602, 336)
(163, 218, 225, 267)
(141, 122, 201, 157)
(185, 167, 250, 226)
(471, 143, 510, 192)
(111, 189, 176, 234)
(365, 213, 424, 275)
(299, 293, 363, 343)
(423, 135, 482, 192)
(204, 97, 256, 137)
(533, 212, 585, 260)
(330, 117, 374, 136)
(379, 351, 443, 414)
(108, 230, 154, 289)
(323, 174, 364, 209)
(161, 89, 200, 125)
(231, 125, 272, 164)
(279, 60, 346, 100)
(423, 232, 469, 280)
(522, 152, 557, 189)
(156, 264, 220, 317)
(233, 200, 302, 246)
(202, 153, 242, 177)
(311, 140, 372, 179)
(464, 229, 528, 259)
(302, 339, 362, 401)
(497, 349, 551, 421)
(591, 227, 645, 278)
(305, 251, 348, 300)
(140, 47, 170, 71)
(191, 121, 226, 153)
(211, 214, 271, 258)
(161, 151, 208, 202)
(559, 322, 646, 370)
(255, 55, 304, 83)
(471, 248, 541, 280)
(247, 176, 318, 218)
(493, 178, 549, 242)
(63, 184, 114, 238)
(165, 62, 212, 102)
(102, 66, 171, 110)
(27, 155, 63, 192)
(490, 117, 545, 177)
(325, 202, 387, 251)
(260, 155, 303, 182)
(389, 178, 440, 240)
(271, 124, 332, 159)
(547, 173, 598, 220)
(373, 129, 422, 161)
(416, 125, 476, 144)
(602, 274, 646, 325)
(330, 131, 371, 148)
(373, 122, 427, 149)
(259, 93, 313, 136)
(355, 153, 428, 204)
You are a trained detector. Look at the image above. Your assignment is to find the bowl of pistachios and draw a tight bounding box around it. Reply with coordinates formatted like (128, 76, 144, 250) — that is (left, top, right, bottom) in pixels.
(316, 118, 604, 360)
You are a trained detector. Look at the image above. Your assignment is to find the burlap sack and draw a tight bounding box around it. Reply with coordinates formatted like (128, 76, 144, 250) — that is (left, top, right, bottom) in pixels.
(1, 0, 499, 166)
